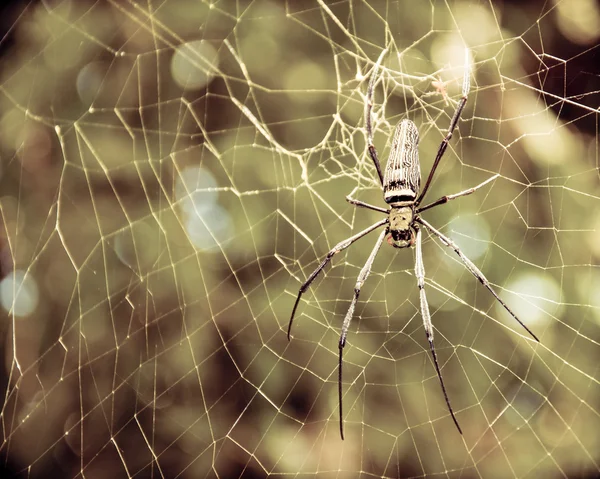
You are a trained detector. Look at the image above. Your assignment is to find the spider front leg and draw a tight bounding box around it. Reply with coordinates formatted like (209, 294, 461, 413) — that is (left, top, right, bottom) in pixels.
(338, 228, 387, 440)
(414, 226, 463, 434)
(287, 218, 388, 340)
(416, 217, 539, 342)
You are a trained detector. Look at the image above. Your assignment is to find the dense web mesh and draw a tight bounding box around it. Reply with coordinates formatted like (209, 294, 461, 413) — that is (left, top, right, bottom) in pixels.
(0, 1, 599, 477)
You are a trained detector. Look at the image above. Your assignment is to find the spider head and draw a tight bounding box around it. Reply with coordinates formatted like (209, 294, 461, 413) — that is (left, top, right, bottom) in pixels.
(387, 206, 415, 248)
(387, 228, 415, 248)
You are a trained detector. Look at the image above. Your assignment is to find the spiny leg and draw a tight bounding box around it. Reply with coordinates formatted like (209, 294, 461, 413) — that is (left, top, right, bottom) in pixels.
(365, 50, 388, 185)
(288, 218, 388, 340)
(416, 217, 539, 342)
(338, 228, 387, 440)
(417, 174, 499, 214)
(417, 48, 471, 206)
(415, 227, 463, 434)
(346, 193, 389, 214)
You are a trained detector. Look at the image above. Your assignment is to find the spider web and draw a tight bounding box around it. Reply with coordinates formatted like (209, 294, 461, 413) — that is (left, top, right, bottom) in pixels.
(0, 1, 599, 478)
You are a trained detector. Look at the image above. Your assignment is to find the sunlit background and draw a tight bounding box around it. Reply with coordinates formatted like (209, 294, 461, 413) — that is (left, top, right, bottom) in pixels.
(0, 0, 599, 477)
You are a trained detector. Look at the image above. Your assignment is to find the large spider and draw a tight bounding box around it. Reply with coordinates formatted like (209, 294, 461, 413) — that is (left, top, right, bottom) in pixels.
(287, 49, 539, 439)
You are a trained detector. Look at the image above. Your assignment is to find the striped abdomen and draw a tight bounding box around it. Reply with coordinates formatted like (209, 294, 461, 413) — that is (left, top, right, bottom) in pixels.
(383, 119, 421, 205)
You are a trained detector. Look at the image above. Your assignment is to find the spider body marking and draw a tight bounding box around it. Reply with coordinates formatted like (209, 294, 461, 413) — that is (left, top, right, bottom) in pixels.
(287, 49, 539, 440)
(384, 119, 420, 248)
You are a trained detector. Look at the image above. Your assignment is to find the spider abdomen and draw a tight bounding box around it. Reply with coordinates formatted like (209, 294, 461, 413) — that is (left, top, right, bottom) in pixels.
(383, 119, 421, 204)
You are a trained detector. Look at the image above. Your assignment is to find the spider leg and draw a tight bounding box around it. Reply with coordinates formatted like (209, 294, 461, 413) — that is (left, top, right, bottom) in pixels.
(416, 217, 539, 342)
(416, 48, 471, 206)
(365, 50, 388, 185)
(287, 218, 388, 340)
(415, 227, 463, 434)
(346, 193, 389, 214)
(338, 228, 387, 440)
(417, 174, 499, 214)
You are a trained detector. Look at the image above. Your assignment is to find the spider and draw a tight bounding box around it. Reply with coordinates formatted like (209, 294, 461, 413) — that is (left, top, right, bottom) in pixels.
(287, 49, 539, 439)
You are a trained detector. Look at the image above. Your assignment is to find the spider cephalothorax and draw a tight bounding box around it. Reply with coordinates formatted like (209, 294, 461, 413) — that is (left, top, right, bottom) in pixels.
(387, 205, 415, 248)
(287, 49, 539, 440)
